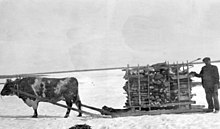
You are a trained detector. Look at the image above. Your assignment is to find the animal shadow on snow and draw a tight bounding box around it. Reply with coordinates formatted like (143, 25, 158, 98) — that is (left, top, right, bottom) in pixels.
(0, 115, 63, 119)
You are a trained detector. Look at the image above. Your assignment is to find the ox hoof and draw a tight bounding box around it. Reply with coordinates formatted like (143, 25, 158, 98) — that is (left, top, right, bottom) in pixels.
(77, 114, 82, 117)
(64, 115, 69, 118)
(32, 115, 38, 118)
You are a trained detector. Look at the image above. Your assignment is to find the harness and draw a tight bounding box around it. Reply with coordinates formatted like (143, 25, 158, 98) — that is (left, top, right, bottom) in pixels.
(14, 83, 20, 96)
(10, 82, 31, 101)
(11, 78, 22, 97)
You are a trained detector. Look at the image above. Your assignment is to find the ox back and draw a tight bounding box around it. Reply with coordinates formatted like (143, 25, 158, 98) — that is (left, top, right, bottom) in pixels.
(1, 77, 82, 118)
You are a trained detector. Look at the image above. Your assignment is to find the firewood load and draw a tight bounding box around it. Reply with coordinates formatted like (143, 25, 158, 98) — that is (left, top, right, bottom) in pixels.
(123, 62, 194, 110)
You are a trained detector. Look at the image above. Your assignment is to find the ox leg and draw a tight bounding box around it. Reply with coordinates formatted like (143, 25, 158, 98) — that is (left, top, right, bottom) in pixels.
(32, 109, 38, 118)
(32, 101, 39, 118)
(64, 99, 73, 118)
(24, 98, 39, 118)
(75, 100, 82, 117)
(32, 102, 39, 118)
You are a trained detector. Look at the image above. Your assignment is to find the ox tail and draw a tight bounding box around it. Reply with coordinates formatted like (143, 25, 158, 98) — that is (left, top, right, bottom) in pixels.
(76, 94, 81, 102)
(0, 94, 5, 102)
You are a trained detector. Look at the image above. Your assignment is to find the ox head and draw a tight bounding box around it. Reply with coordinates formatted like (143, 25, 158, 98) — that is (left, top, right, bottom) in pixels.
(1, 79, 15, 96)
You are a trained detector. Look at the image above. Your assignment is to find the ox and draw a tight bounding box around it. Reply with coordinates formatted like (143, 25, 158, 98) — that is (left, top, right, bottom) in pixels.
(0, 77, 82, 118)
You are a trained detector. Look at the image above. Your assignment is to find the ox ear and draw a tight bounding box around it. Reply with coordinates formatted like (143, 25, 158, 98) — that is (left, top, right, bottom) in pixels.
(6, 79, 12, 83)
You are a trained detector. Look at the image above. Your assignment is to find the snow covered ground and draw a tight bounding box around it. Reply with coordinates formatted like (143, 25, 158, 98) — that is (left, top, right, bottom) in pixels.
(0, 70, 220, 129)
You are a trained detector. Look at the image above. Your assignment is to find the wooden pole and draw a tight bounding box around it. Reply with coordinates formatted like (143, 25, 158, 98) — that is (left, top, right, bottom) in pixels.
(1, 60, 220, 78)
(81, 104, 112, 115)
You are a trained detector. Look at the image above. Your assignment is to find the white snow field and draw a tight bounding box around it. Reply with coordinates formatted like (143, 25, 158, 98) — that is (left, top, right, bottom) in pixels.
(0, 70, 220, 129)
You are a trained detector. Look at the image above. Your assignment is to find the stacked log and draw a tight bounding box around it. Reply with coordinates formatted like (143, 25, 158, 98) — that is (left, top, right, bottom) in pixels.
(123, 62, 193, 110)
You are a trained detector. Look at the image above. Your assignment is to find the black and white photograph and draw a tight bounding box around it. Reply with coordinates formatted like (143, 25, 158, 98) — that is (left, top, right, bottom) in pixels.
(1, 0, 220, 129)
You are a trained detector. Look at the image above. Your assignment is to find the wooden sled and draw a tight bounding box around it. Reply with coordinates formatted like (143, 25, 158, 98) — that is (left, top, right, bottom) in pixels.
(110, 106, 205, 117)
(96, 105, 206, 118)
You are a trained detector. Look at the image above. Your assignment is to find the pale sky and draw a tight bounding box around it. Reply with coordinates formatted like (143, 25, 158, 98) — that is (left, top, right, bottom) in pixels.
(0, 0, 220, 75)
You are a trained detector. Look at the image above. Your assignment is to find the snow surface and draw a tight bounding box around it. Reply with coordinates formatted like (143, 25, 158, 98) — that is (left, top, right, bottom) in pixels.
(0, 70, 219, 129)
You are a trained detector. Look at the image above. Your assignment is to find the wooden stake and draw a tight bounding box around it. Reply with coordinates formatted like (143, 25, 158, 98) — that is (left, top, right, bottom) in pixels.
(168, 62, 171, 101)
(137, 64, 141, 110)
(176, 62, 180, 108)
(187, 60, 191, 109)
(147, 64, 151, 111)
(127, 64, 131, 108)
